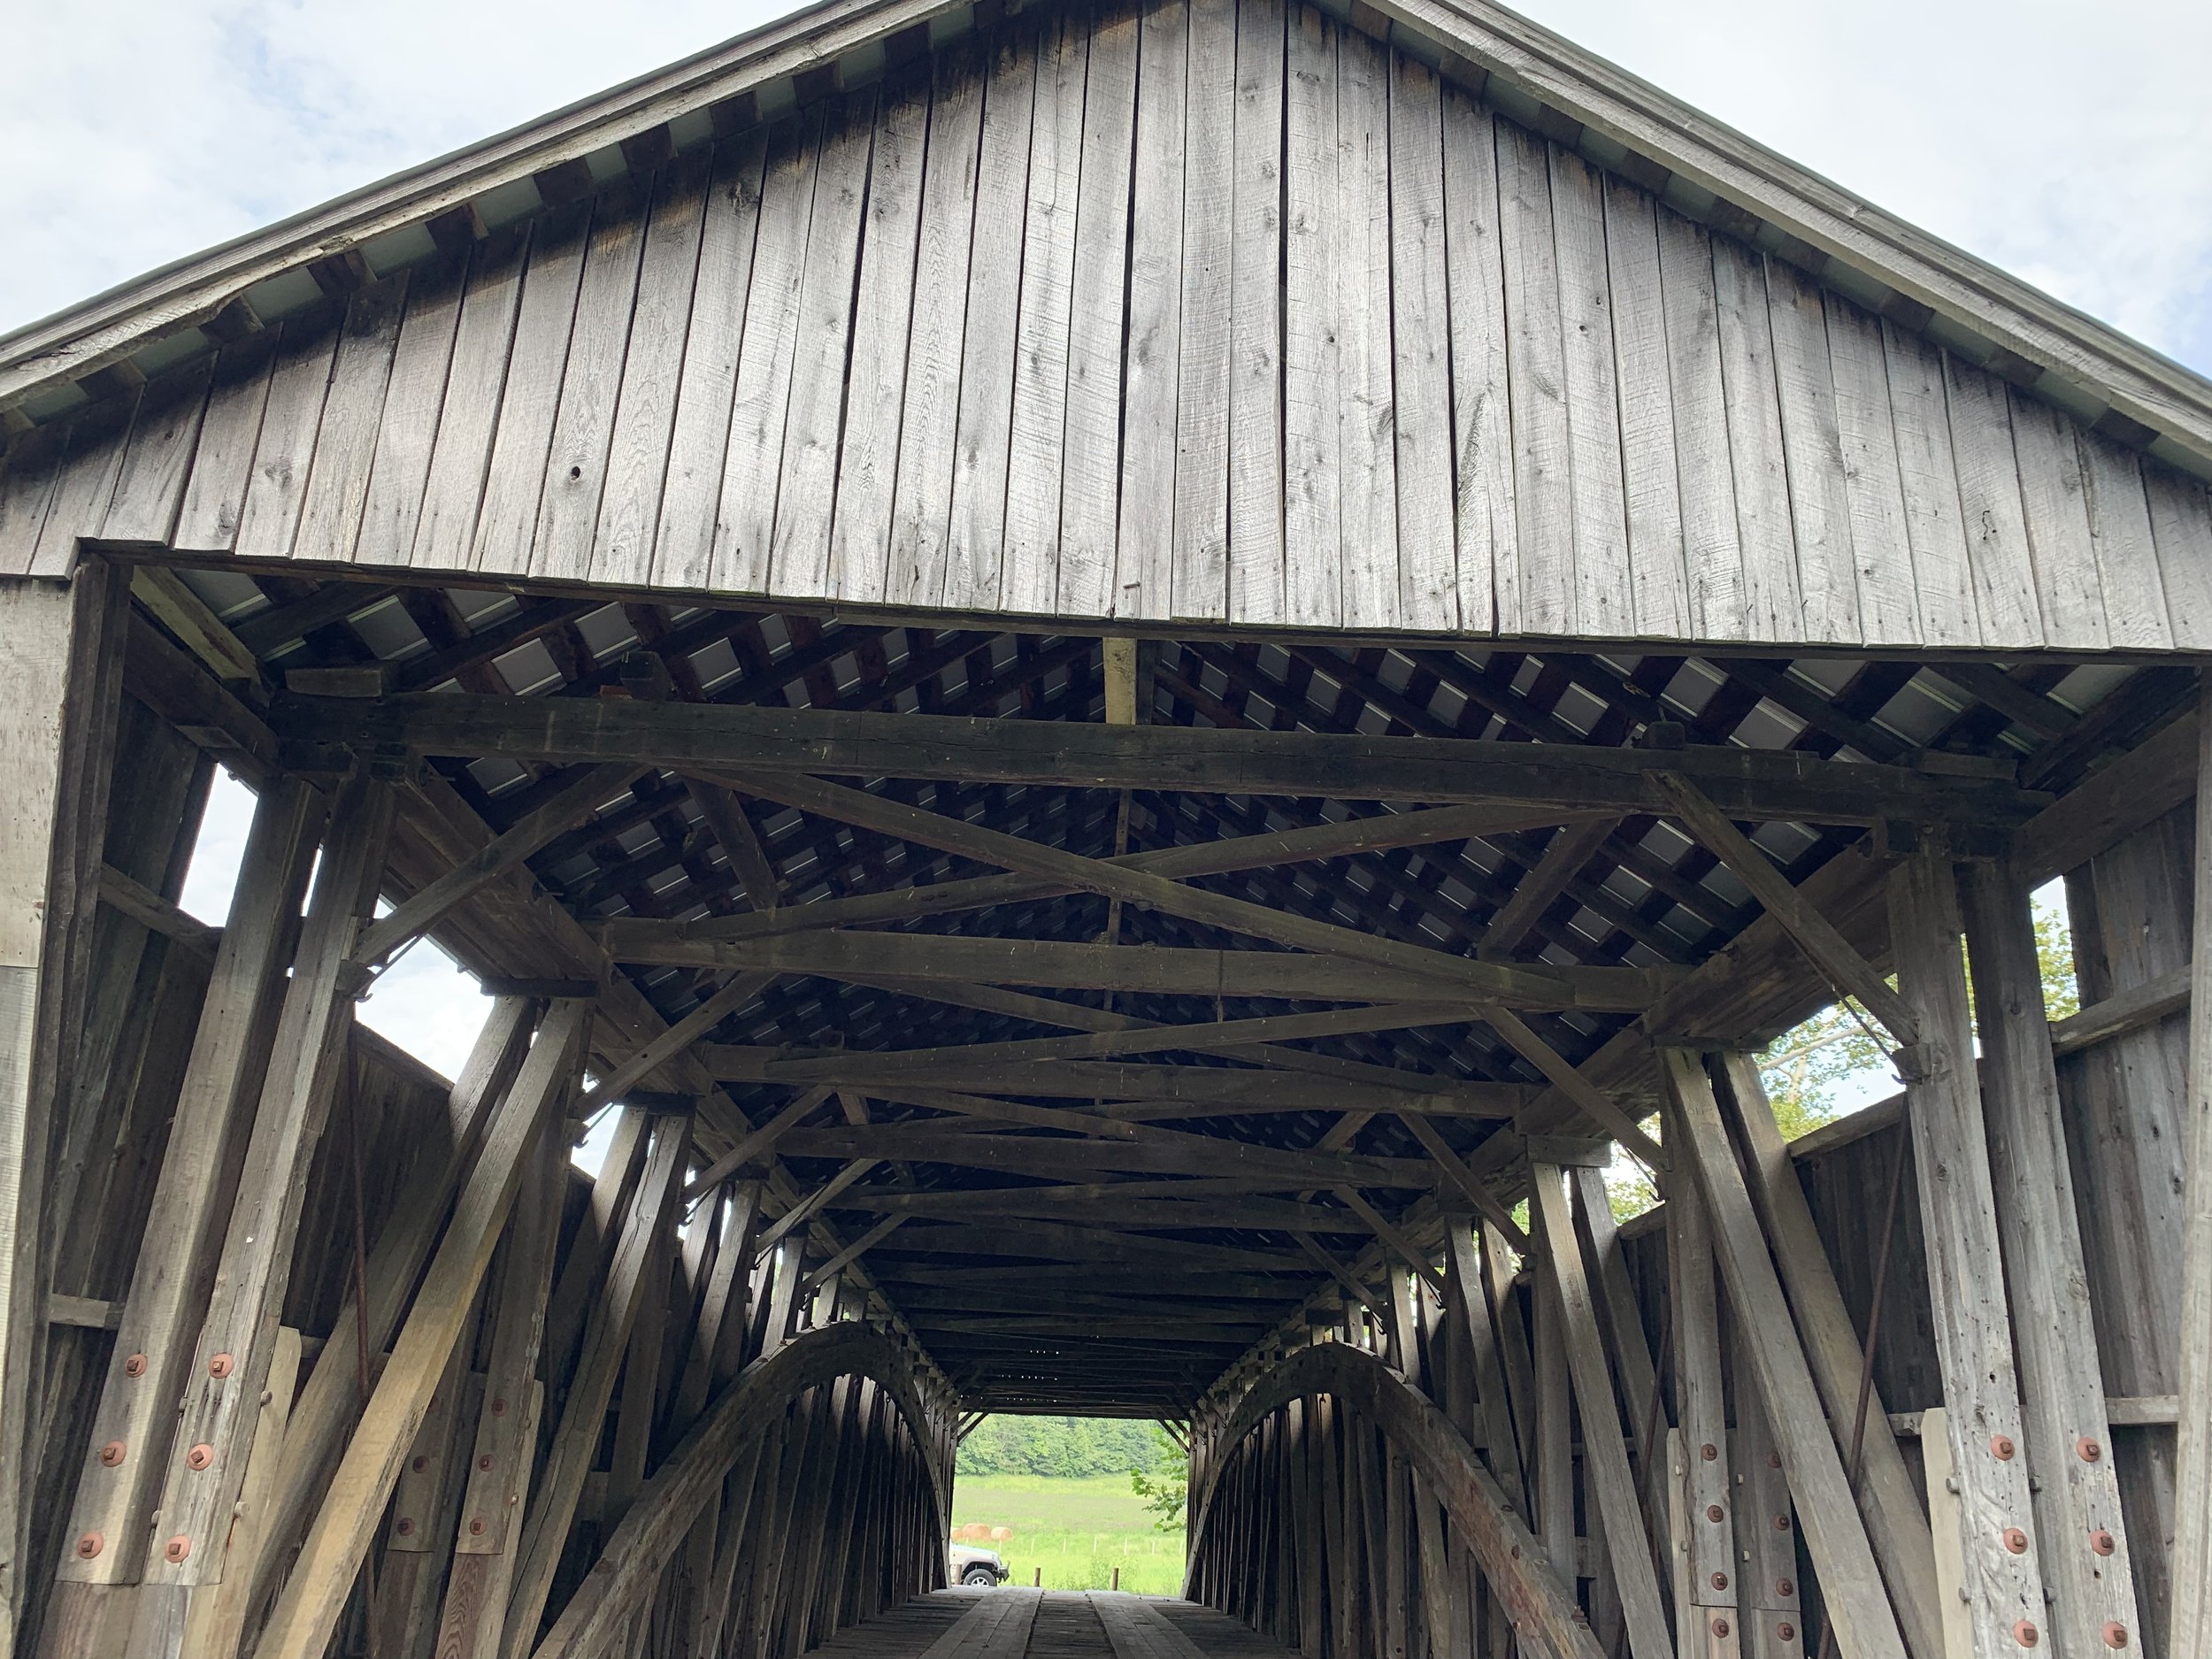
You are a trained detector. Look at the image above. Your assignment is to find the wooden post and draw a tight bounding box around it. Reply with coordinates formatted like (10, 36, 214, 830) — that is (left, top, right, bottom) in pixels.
(1960, 861, 2144, 1656)
(0, 564, 127, 1655)
(1888, 849, 2050, 1657)
(1667, 1142, 1740, 1659)
(1731, 1326, 1806, 1659)
(2171, 681, 2212, 1654)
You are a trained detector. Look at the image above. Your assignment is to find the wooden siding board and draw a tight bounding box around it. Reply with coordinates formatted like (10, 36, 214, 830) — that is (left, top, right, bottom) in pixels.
(1602, 179, 1689, 640)
(1440, 88, 1509, 636)
(2146, 459, 2212, 649)
(2079, 431, 2174, 650)
(28, 397, 136, 576)
(1548, 147, 1630, 641)
(1387, 54, 1456, 633)
(0, 434, 64, 576)
(713, 109, 826, 595)
(1824, 292, 1920, 647)
(409, 224, 528, 572)
(469, 204, 592, 577)
(1056, 2, 1139, 619)
(1334, 25, 1398, 632)
(653, 132, 769, 592)
(1766, 257, 1863, 644)
(2010, 385, 2109, 650)
(1281, 2, 1342, 630)
(294, 273, 411, 565)
(175, 328, 280, 552)
(1709, 236, 1798, 641)
(1001, 17, 1087, 618)
(1496, 117, 1571, 636)
(353, 250, 467, 569)
(1943, 354, 2043, 648)
(232, 306, 344, 563)
(1171, 0, 1236, 622)
(1225, 0, 1286, 627)
(1116, 0, 1189, 623)
(590, 153, 712, 588)
(771, 91, 879, 600)
(1654, 209, 1742, 639)
(100, 356, 215, 548)
(1880, 321, 1978, 647)
(828, 73, 930, 604)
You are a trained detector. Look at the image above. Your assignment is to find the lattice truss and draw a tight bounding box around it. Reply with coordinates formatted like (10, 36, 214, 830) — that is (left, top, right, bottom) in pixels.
(147, 561, 2185, 1410)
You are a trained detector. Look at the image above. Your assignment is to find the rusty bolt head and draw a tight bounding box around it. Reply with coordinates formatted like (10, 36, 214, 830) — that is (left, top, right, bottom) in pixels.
(75, 1532, 103, 1559)
(2015, 1621, 2039, 1648)
(469, 1517, 487, 1537)
(2091, 1528, 2117, 1557)
(2004, 1526, 2030, 1555)
(1779, 1624, 1797, 1642)
(98, 1440, 126, 1467)
(2078, 1436, 2103, 1463)
(1710, 1571, 1729, 1592)
(2102, 1623, 2129, 1649)
(1778, 1578, 1795, 1598)
(1992, 1433, 2016, 1461)
(185, 1444, 213, 1471)
(122, 1353, 147, 1378)
(396, 1517, 415, 1538)
(1774, 1513, 1793, 1532)
(1767, 1451, 1782, 1470)
(493, 1395, 508, 1416)
(411, 1455, 427, 1473)
(1700, 1441, 1718, 1461)
(1711, 1619, 1731, 1640)
(1707, 1503, 1725, 1523)
(164, 1535, 191, 1563)
(208, 1353, 234, 1379)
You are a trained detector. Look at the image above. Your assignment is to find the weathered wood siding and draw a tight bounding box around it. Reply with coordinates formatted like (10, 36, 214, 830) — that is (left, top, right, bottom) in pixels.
(5, 0, 2211, 650)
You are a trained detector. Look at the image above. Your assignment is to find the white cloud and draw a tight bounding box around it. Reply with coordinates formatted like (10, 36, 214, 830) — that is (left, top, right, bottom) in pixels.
(4, 0, 2205, 372)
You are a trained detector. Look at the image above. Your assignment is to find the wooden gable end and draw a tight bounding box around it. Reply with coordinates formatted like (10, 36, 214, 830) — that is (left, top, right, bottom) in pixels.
(6, 0, 2211, 653)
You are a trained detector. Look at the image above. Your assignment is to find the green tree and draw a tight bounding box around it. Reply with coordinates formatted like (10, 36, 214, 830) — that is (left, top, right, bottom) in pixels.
(1130, 1425, 1187, 1532)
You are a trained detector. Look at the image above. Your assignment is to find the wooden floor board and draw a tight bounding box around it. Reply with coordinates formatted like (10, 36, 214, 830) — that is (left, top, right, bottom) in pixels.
(800, 1591, 1301, 1659)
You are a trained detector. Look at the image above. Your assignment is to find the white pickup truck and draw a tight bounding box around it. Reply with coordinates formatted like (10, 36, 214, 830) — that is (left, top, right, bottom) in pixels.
(949, 1542, 1012, 1586)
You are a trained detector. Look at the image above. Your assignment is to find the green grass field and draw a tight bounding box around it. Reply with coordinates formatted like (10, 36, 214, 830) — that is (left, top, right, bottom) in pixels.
(949, 1474, 1186, 1594)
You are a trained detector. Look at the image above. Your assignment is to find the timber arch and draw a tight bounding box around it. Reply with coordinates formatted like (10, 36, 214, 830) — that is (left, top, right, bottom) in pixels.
(3, 0, 2211, 1655)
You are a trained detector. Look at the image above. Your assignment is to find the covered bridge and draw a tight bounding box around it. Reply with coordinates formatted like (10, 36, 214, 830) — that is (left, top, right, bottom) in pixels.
(3, 0, 2211, 1655)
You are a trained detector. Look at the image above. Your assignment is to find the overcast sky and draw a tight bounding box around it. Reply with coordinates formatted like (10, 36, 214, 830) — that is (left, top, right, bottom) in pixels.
(4, 0, 2208, 373)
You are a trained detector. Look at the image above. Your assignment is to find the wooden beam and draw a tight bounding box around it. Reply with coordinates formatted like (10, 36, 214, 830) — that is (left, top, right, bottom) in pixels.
(1332, 1188, 1448, 1299)
(680, 1087, 833, 1202)
(1481, 1004, 1667, 1171)
(1662, 1048, 1909, 1659)
(281, 692, 2046, 826)
(1478, 815, 1622, 960)
(1649, 769, 1918, 1045)
(575, 970, 777, 1116)
(2170, 684, 2212, 1653)
(2047, 962, 2190, 1057)
(1395, 1111, 1532, 1250)
(770, 1125, 1435, 1189)
(251, 1000, 591, 1659)
(753, 1159, 879, 1261)
(129, 565, 259, 683)
(354, 761, 648, 968)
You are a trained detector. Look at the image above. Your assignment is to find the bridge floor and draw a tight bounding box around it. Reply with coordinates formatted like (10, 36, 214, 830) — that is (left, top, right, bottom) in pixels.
(806, 1589, 1298, 1659)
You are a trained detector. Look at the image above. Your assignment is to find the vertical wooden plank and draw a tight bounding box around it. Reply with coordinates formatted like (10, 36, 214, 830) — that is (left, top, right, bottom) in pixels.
(28, 397, 138, 576)
(1823, 294, 1921, 647)
(1548, 148, 1631, 641)
(1496, 117, 1571, 636)
(827, 75, 928, 604)
(771, 92, 878, 599)
(469, 204, 592, 576)
(293, 272, 411, 562)
(713, 109, 825, 595)
(1765, 259, 1863, 643)
(1729, 1330, 1807, 1659)
(1651, 209, 1742, 639)
(1334, 25, 1398, 634)
(2169, 685, 2212, 1654)
(100, 357, 215, 546)
(1887, 848, 2051, 1658)
(1000, 16, 1085, 618)
(1880, 321, 1978, 646)
(1389, 55, 1456, 633)
(1709, 239, 1797, 641)
(0, 433, 65, 574)
(409, 224, 528, 571)
(1172, 0, 1237, 623)
(943, 40, 1036, 612)
(353, 250, 467, 569)
(1604, 181, 1690, 639)
(1668, 1156, 1740, 1655)
(1223, 0, 1286, 626)
(1961, 862, 2145, 1658)
(589, 154, 711, 587)
(173, 328, 280, 551)
(1114, 0, 1187, 624)
(1056, 1, 1139, 619)
(230, 306, 345, 561)
(887, 47, 985, 610)
(2009, 388, 2108, 650)
(1943, 355, 2044, 648)
(2078, 432, 2174, 650)
(652, 133, 768, 591)
(1440, 89, 1509, 637)
(173, 1326, 303, 1659)
(2146, 457, 2212, 648)
(1281, 2, 1340, 632)
(1531, 1206, 1576, 1579)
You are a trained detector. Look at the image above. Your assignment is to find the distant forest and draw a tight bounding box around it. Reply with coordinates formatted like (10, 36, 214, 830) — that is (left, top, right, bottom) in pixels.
(956, 1416, 1178, 1478)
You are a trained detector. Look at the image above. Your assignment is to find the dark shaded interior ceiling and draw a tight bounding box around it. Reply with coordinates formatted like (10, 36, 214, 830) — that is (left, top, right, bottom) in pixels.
(149, 558, 2192, 1414)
